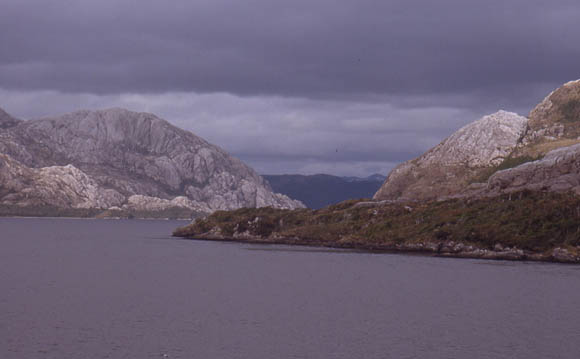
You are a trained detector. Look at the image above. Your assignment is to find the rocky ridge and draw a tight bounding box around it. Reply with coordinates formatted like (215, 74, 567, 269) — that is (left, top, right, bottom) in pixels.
(374, 80, 580, 201)
(374, 110, 528, 201)
(0, 107, 303, 217)
(516, 79, 580, 156)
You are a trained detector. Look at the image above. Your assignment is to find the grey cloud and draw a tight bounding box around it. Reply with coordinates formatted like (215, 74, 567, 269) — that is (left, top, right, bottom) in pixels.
(0, 88, 481, 176)
(1, 0, 579, 102)
(2, 1, 578, 176)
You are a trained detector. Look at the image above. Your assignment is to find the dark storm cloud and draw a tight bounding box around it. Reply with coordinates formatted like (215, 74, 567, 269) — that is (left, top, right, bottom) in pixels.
(2, 1, 579, 176)
(1, 0, 579, 103)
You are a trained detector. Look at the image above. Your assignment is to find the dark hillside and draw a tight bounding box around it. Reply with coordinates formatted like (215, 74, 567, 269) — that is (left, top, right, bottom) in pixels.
(263, 174, 384, 209)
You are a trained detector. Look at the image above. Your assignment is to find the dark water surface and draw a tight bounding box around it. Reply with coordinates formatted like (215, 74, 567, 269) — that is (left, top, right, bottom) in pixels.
(1, 218, 580, 359)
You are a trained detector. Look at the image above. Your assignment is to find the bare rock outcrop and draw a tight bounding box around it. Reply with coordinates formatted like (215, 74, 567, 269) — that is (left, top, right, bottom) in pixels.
(123, 194, 211, 213)
(0, 107, 304, 215)
(482, 143, 580, 196)
(374, 111, 528, 201)
(374, 80, 580, 202)
(516, 79, 580, 157)
(0, 154, 124, 209)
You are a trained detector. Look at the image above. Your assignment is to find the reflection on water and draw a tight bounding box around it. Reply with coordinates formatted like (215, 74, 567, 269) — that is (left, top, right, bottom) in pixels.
(1, 218, 580, 359)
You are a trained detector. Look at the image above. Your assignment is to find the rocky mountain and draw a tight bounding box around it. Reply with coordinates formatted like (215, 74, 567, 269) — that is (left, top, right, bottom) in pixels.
(263, 174, 385, 209)
(374, 110, 528, 200)
(0, 107, 303, 217)
(374, 80, 580, 201)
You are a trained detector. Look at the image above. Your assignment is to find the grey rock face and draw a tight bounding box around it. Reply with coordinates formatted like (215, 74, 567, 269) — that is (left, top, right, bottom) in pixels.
(482, 143, 580, 195)
(0, 154, 125, 209)
(374, 111, 529, 201)
(423, 110, 529, 168)
(0, 107, 303, 213)
(123, 195, 211, 213)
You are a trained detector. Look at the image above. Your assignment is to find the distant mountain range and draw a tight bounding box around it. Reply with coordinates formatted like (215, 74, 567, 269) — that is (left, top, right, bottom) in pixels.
(342, 174, 386, 183)
(263, 174, 385, 209)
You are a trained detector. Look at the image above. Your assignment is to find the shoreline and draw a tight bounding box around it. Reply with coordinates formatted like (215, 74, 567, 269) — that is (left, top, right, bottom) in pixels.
(0, 204, 203, 221)
(171, 192, 580, 266)
(173, 233, 580, 264)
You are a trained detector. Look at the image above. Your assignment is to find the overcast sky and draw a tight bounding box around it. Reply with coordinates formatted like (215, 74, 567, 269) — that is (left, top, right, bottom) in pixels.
(1, 0, 579, 176)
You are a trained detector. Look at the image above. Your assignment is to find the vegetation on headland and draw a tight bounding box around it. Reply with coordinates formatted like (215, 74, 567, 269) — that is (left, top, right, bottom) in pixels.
(0, 205, 203, 220)
(173, 190, 580, 263)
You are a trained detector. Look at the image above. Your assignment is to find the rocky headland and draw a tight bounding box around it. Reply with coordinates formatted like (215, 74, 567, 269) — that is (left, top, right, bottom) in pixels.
(0, 107, 304, 218)
(174, 80, 580, 263)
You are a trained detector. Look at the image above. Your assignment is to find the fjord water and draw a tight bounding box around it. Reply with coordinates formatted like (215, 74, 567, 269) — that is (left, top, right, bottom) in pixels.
(2, 219, 579, 359)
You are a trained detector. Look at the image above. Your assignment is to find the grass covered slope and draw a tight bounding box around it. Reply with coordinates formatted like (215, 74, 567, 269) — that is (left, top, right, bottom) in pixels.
(174, 190, 580, 263)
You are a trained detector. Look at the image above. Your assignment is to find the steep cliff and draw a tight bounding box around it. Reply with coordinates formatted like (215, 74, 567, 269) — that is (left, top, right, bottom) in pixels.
(0, 107, 303, 216)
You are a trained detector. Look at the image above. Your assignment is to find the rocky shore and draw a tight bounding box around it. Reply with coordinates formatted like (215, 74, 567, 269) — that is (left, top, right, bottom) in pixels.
(173, 191, 580, 264)
(173, 231, 580, 264)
